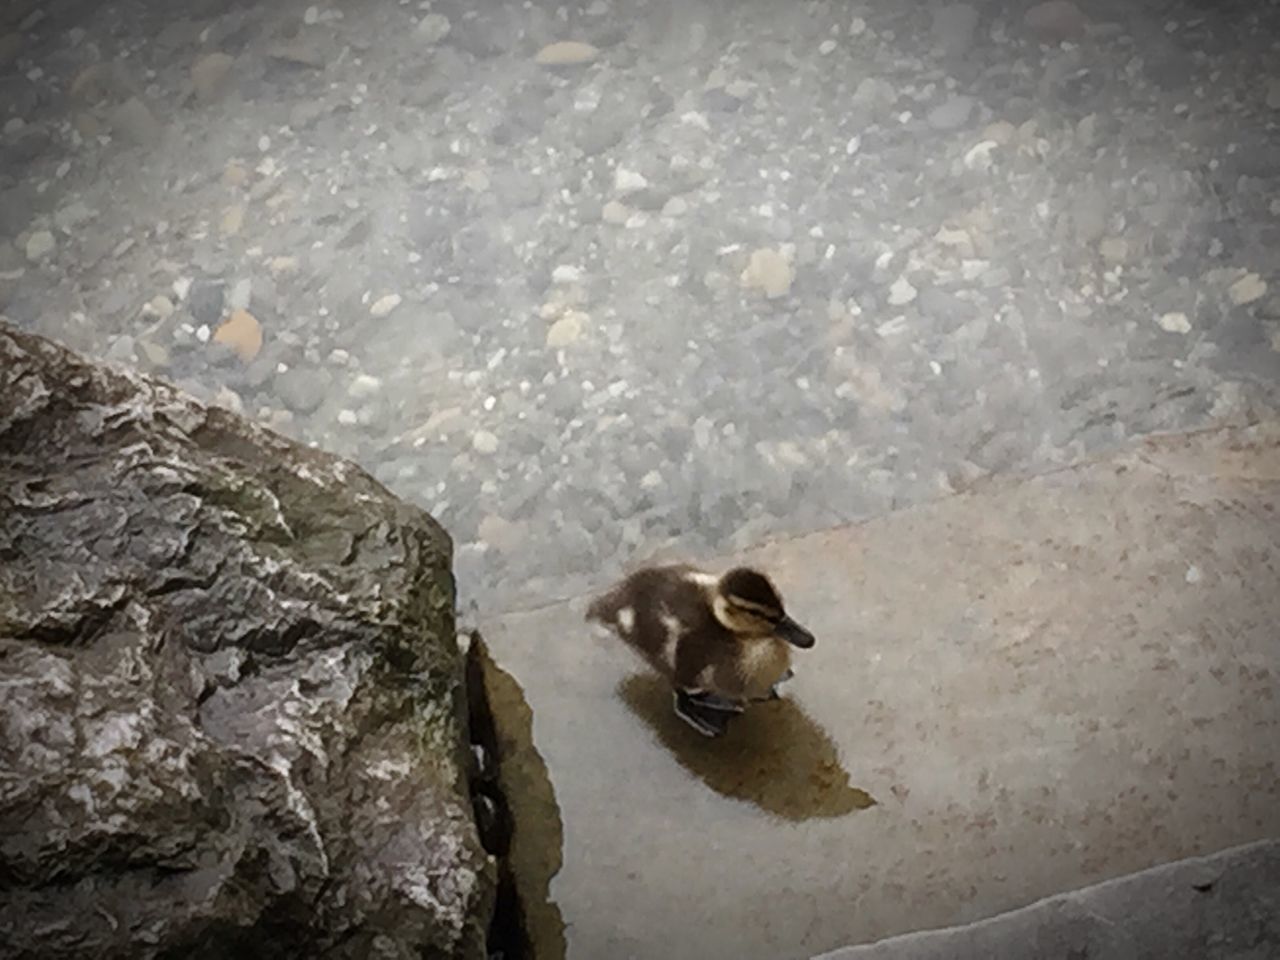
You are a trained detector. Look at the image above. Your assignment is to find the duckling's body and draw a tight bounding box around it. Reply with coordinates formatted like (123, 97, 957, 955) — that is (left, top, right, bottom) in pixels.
(586, 563, 815, 736)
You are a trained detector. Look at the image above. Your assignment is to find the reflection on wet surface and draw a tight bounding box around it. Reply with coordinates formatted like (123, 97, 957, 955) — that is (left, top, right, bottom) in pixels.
(476, 637, 567, 960)
(617, 673, 877, 821)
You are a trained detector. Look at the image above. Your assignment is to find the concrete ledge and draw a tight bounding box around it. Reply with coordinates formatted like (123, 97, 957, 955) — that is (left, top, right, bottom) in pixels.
(482, 421, 1280, 959)
(814, 838, 1280, 960)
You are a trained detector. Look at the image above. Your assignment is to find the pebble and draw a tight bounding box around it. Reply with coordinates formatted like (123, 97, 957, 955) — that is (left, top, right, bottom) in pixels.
(982, 121, 1017, 145)
(54, 200, 94, 232)
(110, 97, 163, 147)
(552, 264, 583, 284)
(1156, 311, 1191, 334)
(1268, 79, 1280, 111)
(69, 62, 114, 105)
(106, 335, 137, 363)
(338, 409, 359, 426)
(228, 277, 252, 311)
(934, 226, 975, 257)
(888, 276, 918, 306)
(24, 230, 55, 262)
(213, 386, 244, 415)
(534, 40, 599, 66)
(614, 168, 649, 195)
(303, 5, 319, 25)
(1076, 113, 1097, 148)
(268, 38, 327, 69)
(1024, 0, 1086, 42)
(221, 204, 245, 236)
(143, 295, 175, 319)
(602, 200, 631, 225)
(852, 77, 896, 110)
(370, 293, 403, 317)
(223, 161, 249, 187)
(963, 140, 997, 171)
(472, 430, 500, 454)
(275, 367, 329, 414)
(546, 311, 586, 347)
(739, 247, 794, 299)
(191, 52, 235, 103)
(931, 4, 980, 56)
(478, 514, 526, 554)
(1228, 273, 1267, 306)
(1099, 238, 1128, 263)
(661, 196, 688, 217)
(349, 373, 382, 398)
(138, 340, 171, 368)
(927, 95, 975, 131)
(212, 308, 264, 361)
(418, 13, 451, 44)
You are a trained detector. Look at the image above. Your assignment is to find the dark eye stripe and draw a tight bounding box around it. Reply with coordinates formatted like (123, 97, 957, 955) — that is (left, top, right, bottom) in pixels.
(728, 597, 782, 619)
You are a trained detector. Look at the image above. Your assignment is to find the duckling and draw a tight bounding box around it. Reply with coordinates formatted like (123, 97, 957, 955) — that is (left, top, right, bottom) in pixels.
(586, 563, 815, 737)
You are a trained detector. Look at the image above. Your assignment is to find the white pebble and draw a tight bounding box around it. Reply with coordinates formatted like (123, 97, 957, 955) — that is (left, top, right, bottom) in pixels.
(845, 135, 861, 155)
(304, 5, 319, 24)
(819, 39, 837, 54)
(337, 409, 358, 425)
(195, 324, 211, 343)
(552, 264, 583, 284)
(963, 140, 998, 172)
(849, 17, 867, 35)
(472, 430, 499, 454)
(370, 293, 402, 317)
(348, 373, 382, 398)
(258, 135, 271, 152)
(1156, 311, 1191, 334)
(614, 167, 648, 194)
(1228, 272, 1267, 306)
(888, 276, 918, 306)
(1185, 565, 1202, 584)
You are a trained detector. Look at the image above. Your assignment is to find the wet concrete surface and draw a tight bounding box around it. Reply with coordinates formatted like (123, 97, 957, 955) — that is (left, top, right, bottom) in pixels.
(480, 422, 1280, 960)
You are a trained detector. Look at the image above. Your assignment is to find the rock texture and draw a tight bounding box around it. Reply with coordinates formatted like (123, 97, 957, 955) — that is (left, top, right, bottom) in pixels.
(0, 322, 493, 960)
(814, 838, 1280, 960)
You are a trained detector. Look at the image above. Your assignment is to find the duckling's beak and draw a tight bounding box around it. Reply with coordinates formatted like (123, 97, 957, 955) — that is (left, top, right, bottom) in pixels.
(776, 615, 815, 649)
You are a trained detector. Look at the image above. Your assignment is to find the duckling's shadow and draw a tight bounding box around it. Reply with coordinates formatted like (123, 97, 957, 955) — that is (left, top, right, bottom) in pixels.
(616, 673, 877, 821)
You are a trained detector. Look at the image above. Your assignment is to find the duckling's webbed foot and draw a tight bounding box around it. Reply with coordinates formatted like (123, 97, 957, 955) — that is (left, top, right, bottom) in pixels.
(673, 690, 733, 738)
(687, 690, 746, 713)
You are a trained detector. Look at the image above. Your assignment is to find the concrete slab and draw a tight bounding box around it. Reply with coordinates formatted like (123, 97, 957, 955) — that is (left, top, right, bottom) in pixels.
(480, 423, 1280, 960)
(813, 838, 1280, 960)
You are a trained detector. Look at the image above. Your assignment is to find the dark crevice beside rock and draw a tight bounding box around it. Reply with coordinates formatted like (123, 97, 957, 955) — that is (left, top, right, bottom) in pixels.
(461, 630, 527, 960)
(462, 632, 566, 960)
(0, 321, 495, 959)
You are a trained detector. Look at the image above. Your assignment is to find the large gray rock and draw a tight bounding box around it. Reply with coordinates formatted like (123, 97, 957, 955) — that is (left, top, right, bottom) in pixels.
(813, 839, 1280, 959)
(0, 322, 494, 959)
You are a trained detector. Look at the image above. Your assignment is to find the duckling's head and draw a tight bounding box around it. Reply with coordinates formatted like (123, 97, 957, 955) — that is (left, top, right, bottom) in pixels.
(712, 567, 816, 648)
